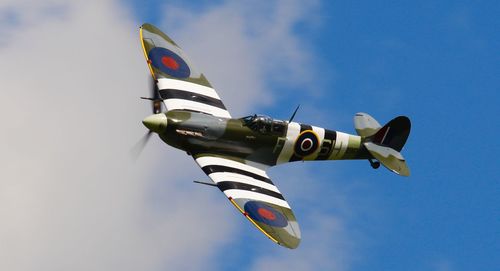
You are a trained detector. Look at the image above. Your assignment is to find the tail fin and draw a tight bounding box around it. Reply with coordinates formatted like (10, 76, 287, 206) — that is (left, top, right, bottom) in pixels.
(354, 113, 411, 176)
(371, 116, 410, 152)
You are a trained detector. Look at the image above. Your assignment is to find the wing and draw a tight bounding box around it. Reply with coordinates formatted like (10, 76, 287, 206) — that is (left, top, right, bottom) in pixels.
(140, 23, 231, 118)
(194, 154, 301, 249)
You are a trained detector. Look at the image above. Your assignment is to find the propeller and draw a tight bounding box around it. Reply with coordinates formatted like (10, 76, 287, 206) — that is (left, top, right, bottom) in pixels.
(131, 77, 164, 160)
(130, 130, 153, 160)
(141, 78, 163, 114)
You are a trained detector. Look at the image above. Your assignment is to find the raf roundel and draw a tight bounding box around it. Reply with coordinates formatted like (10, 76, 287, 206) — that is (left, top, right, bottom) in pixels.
(244, 201, 288, 228)
(294, 130, 320, 157)
(148, 47, 191, 78)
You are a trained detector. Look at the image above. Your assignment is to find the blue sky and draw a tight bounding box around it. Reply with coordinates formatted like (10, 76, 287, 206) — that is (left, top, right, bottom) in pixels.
(0, 1, 497, 271)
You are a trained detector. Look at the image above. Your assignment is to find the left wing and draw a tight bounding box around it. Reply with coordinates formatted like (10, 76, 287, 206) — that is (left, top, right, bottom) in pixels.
(194, 154, 301, 249)
(140, 23, 231, 118)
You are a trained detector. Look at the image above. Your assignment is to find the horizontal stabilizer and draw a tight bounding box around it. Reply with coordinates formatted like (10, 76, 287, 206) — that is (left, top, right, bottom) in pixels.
(364, 142, 410, 176)
(354, 113, 382, 137)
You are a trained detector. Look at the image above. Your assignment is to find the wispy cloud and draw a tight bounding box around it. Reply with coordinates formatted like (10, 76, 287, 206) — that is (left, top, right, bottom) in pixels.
(0, 1, 234, 270)
(257, 162, 366, 271)
(160, 0, 322, 116)
(432, 259, 454, 271)
(248, 212, 355, 271)
(0, 1, 361, 270)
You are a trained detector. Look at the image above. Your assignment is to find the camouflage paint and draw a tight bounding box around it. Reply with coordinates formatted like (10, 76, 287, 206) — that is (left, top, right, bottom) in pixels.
(157, 110, 371, 167)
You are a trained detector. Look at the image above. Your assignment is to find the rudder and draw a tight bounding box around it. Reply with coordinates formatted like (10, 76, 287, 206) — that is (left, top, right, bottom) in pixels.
(371, 116, 410, 152)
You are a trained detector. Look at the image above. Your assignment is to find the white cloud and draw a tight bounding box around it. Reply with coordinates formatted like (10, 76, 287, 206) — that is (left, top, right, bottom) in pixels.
(0, 1, 358, 270)
(161, 0, 321, 116)
(432, 259, 454, 271)
(248, 212, 354, 271)
(254, 163, 362, 271)
(0, 1, 234, 270)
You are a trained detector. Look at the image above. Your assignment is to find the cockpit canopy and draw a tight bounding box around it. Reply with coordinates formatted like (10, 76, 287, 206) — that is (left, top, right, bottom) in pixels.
(241, 114, 287, 135)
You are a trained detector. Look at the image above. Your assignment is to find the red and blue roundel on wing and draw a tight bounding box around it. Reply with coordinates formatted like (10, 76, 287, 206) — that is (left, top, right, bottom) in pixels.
(244, 201, 288, 228)
(294, 130, 319, 157)
(148, 47, 191, 78)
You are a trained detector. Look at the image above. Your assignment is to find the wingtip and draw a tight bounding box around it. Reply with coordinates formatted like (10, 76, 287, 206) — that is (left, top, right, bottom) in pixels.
(279, 236, 301, 249)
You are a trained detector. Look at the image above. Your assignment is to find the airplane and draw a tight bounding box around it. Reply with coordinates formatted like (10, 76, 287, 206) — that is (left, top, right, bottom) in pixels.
(136, 23, 411, 249)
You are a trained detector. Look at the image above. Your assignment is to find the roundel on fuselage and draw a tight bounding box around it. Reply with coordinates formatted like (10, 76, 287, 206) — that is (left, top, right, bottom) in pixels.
(294, 130, 320, 157)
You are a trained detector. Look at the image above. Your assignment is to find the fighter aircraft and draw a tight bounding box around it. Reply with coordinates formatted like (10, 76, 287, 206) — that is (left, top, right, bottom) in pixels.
(136, 23, 411, 249)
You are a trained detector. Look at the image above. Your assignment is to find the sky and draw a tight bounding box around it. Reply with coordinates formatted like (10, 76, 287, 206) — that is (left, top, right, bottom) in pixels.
(0, 0, 498, 271)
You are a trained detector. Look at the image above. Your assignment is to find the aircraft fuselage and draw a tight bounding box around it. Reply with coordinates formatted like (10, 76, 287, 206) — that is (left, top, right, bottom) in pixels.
(154, 110, 370, 166)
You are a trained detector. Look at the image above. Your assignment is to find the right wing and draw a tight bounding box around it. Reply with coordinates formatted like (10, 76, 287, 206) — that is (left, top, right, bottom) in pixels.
(140, 23, 231, 118)
(194, 154, 301, 249)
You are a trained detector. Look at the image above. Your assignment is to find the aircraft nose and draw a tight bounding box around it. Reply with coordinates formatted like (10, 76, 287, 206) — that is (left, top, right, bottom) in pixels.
(142, 113, 168, 133)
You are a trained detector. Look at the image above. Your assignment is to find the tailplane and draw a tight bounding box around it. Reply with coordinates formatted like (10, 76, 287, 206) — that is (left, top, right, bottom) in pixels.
(354, 113, 411, 176)
(354, 113, 382, 137)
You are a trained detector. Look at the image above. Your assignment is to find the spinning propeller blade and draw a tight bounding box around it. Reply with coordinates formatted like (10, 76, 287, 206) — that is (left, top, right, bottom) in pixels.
(130, 131, 153, 160)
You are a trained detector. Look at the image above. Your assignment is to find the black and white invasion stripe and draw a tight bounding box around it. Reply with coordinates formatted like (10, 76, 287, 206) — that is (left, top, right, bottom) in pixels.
(195, 156, 290, 208)
(159, 89, 226, 110)
(315, 129, 337, 160)
(156, 78, 231, 118)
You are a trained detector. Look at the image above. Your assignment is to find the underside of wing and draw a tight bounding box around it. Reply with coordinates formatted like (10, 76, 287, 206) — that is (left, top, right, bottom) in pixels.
(194, 154, 301, 249)
(140, 23, 231, 118)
